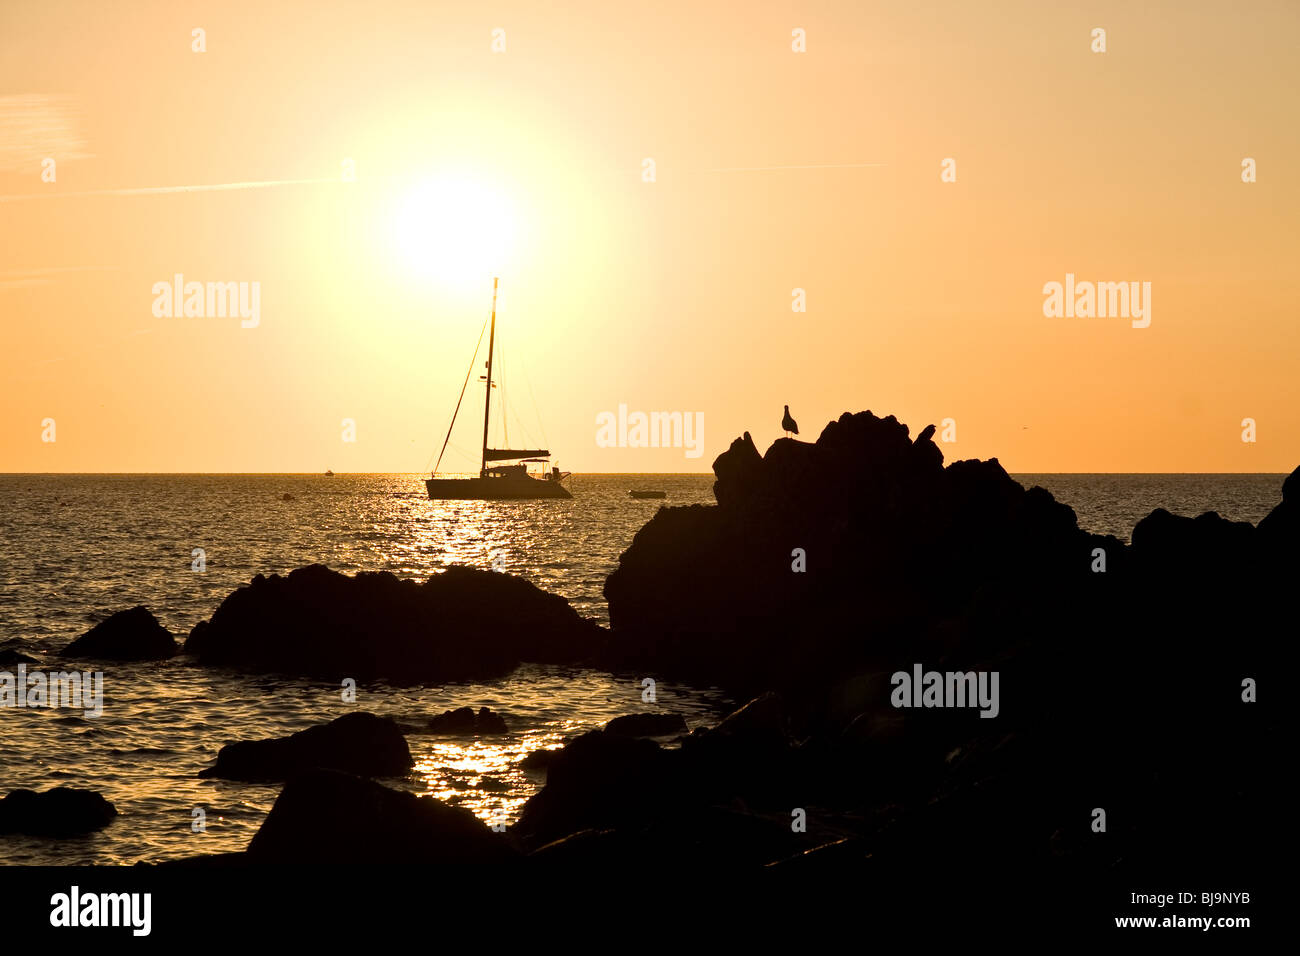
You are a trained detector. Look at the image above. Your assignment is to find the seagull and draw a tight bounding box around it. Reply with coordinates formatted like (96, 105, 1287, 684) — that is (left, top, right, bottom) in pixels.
(781, 405, 799, 437)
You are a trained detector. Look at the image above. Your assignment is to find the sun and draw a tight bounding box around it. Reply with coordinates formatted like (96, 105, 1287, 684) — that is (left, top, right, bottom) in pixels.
(392, 176, 518, 283)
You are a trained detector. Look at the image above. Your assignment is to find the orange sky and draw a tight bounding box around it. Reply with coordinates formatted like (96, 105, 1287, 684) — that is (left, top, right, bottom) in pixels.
(1, 0, 1297, 473)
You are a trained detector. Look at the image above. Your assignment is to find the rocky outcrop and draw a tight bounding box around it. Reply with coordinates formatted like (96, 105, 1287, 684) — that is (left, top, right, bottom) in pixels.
(185, 564, 603, 683)
(60, 606, 177, 661)
(0, 787, 118, 836)
(604, 412, 1111, 698)
(424, 706, 509, 735)
(198, 712, 413, 782)
(572, 411, 1289, 875)
(245, 769, 518, 863)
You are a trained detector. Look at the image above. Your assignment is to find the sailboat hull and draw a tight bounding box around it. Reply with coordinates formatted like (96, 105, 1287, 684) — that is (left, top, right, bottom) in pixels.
(425, 476, 572, 500)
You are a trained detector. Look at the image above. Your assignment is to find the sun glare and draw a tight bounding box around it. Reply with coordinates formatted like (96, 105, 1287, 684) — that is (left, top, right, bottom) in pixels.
(392, 176, 518, 283)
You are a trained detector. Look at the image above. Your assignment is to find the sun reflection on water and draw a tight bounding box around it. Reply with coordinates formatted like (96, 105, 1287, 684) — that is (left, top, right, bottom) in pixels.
(0, 474, 729, 862)
(412, 722, 583, 827)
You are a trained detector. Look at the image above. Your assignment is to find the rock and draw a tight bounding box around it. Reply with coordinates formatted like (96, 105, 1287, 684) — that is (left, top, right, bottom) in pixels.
(246, 769, 517, 863)
(711, 692, 785, 741)
(519, 747, 563, 771)
(1130, 508, 1255, 576)
(425, 706, 509, 735)
(587, 408, 1291, 880)
(513, 730, 671, 848)
(184, 564, 603, 683)
(602, 409, 1181, 699)
(0, 787, 117, 836)
(1257, 465, 1300, 568)
(60, 606, 177, 661)
(198, 712, 413, 781)
(0, 649, 38, 666)
(712, 431, 764, 507)
(528, 807, 804, 867)
(603, 712, 688, 737)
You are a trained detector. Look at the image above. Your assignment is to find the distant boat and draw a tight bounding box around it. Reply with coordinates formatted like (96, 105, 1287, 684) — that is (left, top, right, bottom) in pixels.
(629, 490, 667, 499)
(324, 470, 334, 476)
(425, 278, 572, 500)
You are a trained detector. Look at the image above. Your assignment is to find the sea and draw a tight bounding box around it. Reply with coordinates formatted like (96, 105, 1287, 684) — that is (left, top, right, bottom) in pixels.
(0, 472, 1286, 864)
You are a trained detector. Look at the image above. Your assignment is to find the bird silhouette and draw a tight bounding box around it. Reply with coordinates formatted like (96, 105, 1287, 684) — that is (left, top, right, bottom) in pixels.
(782, 405, 799, 437)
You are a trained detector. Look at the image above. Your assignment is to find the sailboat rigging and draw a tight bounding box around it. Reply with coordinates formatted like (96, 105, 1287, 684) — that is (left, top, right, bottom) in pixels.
(425, 278, 572, 500)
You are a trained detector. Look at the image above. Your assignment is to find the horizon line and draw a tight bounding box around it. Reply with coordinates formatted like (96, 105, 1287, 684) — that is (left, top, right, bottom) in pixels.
(0, 470, 1288, 477)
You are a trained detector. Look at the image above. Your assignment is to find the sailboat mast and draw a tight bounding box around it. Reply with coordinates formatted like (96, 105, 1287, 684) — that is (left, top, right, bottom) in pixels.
(480, 277, 499, 477)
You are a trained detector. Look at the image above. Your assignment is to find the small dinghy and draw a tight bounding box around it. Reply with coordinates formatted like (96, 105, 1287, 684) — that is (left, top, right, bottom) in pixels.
(629, 490, 667, 499)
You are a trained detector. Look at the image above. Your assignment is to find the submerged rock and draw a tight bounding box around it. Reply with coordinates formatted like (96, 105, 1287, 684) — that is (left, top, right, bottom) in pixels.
(425, 706, 509, 735)
(0, 787, 118, 836)
(60, 606, 177, 661)
(184, 564, 603, 683)
(246, 769, 518, 863)
(198, 712, 412, 782)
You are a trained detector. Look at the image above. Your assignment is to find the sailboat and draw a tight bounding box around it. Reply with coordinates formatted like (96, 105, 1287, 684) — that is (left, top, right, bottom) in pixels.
(425, 278, 572, 500)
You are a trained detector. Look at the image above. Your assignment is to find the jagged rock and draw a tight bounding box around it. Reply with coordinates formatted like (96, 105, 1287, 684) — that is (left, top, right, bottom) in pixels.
(246, 769, 517, 863)
(0, 787, 117, 836)
(603, 712, 688, 737)
(585, 409, 1290, 879)
(60, 606, 177, 661)
(198, 712, 413, 782)
(425, 706, 509, 735)
(185, 564, 603, 682)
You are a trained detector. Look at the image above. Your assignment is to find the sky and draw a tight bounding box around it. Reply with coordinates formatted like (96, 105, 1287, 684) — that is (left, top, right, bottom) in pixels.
(1, 0, 1297, 473)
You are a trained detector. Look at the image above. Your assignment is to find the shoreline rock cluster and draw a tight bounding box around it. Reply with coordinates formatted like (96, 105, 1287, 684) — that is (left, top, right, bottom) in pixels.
(22, 410, 1288, 877)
